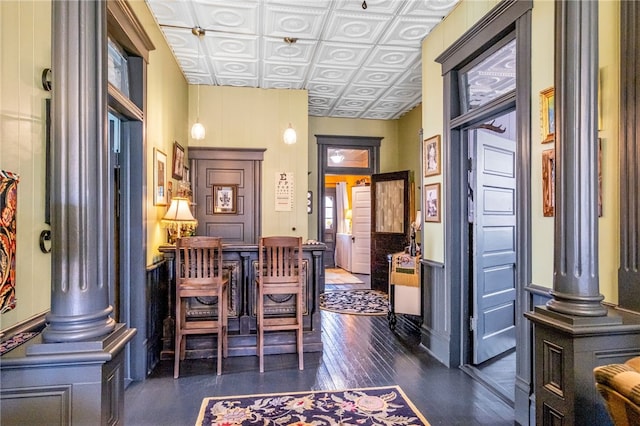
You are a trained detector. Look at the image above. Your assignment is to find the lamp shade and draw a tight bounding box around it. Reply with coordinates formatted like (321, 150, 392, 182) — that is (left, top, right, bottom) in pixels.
(283, 124, 297, 145)
(191, 121, 205, 140)
(413, 210, 422, 230)
(161, 197, 197, 224)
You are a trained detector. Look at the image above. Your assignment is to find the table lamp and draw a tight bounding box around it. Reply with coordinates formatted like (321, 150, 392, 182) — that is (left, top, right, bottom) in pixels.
(161, 197, 198, 244)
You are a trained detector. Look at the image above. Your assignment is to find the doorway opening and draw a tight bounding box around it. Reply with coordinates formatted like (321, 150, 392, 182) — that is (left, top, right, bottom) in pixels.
(316, 135, 381, 274)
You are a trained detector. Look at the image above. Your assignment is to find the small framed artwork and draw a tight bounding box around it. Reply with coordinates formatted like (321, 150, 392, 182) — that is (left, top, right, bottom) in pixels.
(154, 148, 168, 206)
(424, 183, 441, 223)
(542, 149, 555, 217)
(183, 166, 190, 183)
(423, 134, 441, 177)
(213, 184, 237, 214)
(172, 141, 185, 180)
(540, 87, 555, 144)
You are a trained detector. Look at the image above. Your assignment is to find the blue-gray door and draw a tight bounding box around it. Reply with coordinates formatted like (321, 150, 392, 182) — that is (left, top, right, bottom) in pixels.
(472, 123, 517, 364)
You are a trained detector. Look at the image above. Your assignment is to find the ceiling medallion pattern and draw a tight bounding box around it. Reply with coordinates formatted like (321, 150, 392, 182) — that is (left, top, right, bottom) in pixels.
(146, 0, 459, 120)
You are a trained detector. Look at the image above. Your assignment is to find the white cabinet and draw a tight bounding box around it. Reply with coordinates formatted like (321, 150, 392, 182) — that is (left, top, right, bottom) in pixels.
(335, 233, 353, 272)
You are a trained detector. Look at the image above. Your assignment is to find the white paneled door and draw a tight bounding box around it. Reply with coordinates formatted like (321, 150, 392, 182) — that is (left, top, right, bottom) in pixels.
(351, 186, 371, 275)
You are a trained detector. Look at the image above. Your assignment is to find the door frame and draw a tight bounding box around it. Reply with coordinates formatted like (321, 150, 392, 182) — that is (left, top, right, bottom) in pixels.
(434, 1, 533, 423)
(315, 135, 381, 247)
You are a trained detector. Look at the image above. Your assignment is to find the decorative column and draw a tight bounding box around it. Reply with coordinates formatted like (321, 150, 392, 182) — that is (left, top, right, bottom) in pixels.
(525, 2, 640, 425)
(42, 0, 115, 343)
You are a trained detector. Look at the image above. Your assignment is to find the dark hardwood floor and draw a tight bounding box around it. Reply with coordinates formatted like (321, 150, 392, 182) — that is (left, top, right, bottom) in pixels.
(124, 298, 514, 425)
(125, 274, 513, 424)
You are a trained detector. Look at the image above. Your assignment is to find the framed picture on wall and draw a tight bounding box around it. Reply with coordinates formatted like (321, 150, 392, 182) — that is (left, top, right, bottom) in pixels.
(154, 148, 168, 206)
(424, 183, 441, 223)
(213, 184, 237, 214)
(542, 149, 555, 216)
(423, 134, 441, 177)
(540, 87, 555, 144)
(172, 141, 185, 180)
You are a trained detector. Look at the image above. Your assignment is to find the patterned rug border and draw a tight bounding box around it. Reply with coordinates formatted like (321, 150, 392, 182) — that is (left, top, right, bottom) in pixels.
(320, 289, 389, 316)
(196, 385, 429, 425)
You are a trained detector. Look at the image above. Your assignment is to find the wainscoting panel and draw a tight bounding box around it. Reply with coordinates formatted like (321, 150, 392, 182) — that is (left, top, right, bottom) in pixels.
(146, 260, 169, 375)
(420, 259, 449, 365)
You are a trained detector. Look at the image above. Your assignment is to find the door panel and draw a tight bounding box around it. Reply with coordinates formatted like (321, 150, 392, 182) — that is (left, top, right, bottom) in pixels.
(323, 188, 336, 268)
(472, 127, 517, 364)
(351, 186, 371, 274)
(194, 159, 256, 243)
(371, 171, 410, 292)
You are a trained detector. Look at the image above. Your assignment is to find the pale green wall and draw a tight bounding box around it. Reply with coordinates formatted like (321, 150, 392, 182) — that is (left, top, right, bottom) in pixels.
(0, 1, 52, 329)
(421, 0, 621, 303)
(397, 105, 423, 223)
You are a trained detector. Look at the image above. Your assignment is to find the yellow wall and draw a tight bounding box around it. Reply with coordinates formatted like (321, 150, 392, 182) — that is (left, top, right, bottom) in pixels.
(129, 1, 189, 266)
(0, 1, 52, 328)
(189, 85, 309, 238)
(397, 105, 423, 222)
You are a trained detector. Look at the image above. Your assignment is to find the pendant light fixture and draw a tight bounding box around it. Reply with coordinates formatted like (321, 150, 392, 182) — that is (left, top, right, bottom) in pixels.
(283, 37, 297, 145)
(191, 26, 206, 140)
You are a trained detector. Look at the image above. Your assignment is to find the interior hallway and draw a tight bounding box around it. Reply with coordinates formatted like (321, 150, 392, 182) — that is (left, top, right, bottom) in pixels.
(124, 274, 514, 425)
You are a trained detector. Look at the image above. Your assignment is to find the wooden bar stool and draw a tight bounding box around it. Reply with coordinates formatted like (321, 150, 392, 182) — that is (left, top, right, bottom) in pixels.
(174, 236, 228, 378)
(256, 236, 304, 373)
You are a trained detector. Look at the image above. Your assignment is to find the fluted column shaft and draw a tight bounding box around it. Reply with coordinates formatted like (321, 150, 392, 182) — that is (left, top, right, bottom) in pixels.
(547, 0, 606, 317)
(43, 0, 115, 342)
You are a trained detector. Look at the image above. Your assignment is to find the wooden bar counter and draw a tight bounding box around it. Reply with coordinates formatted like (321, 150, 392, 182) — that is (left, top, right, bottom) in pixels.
(159, 242, 325, 360)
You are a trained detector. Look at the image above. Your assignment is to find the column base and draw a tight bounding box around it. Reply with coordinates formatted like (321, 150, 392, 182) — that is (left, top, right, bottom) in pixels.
(525, 306, 640, 425)
(1, 323, 136, 425)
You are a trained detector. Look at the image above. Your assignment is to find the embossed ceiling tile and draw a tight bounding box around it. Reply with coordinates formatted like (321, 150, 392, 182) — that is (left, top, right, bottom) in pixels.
(308, 95, 338, 109)
(261, 79, 302, 90)
(400, 0, 460, 16)
(352, 67, 404, 87)
(335, 0, 403, 14)
(262, 61, 307, 83)
(185, 74, 214, 85)
(307, 64, 357, 84)
(363, 45, 420, 69)
(263, 5, 328, 39)
(331, 109, 362, 118)
(378, 16, 441, 47)
(324, 11, 389, 44)
(263, 37, 315, 63)
(163, 27, 198, 55)
(333, 97, 376, 111)
(207, 33, 259, 60)
(306, 82, 346, 97)
(360, 110, 396, 120)
(192, 1, 259, 35)
(216, 76, 259, 87)
(211, 58, 258, 79)
(381, 86, 420, 102)
(342, 84, 387, 100)
(313, 41, 371, 67)
(308, 106, 330, 117)
(369, 97, 408, 112)
(145, 0, 194, 29)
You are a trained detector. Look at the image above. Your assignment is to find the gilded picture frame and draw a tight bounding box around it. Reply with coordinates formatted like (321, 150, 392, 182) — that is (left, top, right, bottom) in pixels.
(154, 148, 168, 206)
(542, 149, 555, 217)
(540, 87, 555, 144)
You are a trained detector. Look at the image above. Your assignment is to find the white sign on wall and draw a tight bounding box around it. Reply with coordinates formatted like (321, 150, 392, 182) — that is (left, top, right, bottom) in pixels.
(275, 172, 294, 211)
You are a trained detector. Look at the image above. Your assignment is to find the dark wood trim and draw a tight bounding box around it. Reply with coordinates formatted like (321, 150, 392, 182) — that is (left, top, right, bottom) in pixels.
(108, 83, 143, 121)
(106, 0, 155, 63)
(189, 147, 266, 161)
(436, 0, 532, 73)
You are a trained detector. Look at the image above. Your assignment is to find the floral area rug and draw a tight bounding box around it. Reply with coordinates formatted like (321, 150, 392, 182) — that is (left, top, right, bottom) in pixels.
(195, 385, 429, 425)
(320, 289, 388, 316)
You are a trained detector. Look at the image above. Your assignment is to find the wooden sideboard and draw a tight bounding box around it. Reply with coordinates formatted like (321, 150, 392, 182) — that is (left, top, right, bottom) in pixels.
(159, 243, 325, 360)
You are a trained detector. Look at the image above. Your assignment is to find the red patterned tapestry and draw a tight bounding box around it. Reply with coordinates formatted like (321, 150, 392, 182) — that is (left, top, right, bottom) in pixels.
(0, 170, 19, 313)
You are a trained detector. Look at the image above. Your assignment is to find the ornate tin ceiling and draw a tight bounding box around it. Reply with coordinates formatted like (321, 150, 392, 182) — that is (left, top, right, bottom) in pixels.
(145, 0, 459, 120)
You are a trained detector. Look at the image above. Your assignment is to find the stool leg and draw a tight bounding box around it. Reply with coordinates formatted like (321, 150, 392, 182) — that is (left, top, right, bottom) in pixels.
(297, 290, 304, 370)
(174, 298, 182, 379)
(258, 292, 264, 373)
